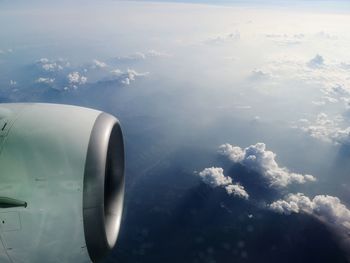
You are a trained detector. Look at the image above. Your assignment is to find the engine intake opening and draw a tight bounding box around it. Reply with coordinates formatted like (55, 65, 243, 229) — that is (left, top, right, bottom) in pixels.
(83, 113, 125, 263)
(104, 123, 124, 247)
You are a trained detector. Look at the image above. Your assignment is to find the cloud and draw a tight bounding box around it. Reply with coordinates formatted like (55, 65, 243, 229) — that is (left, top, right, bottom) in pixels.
(320, 83, 350, 105)
(9, 80, 17, 87)
(37, 58, 70, 72)
(308, 54, 325, 68)
(269, 193, 350, 230)
(267, 55, 350, 107)
(197, 167, 249, 200)
(110, 68, 149, 86)
(198, 167, 232, 187)
(225, 184, 249, 200)
(116, 52, 146, 61)
(110, 69, 123, 76)
(28, 56, 149, 95)
(340, 62, 350, 70)
(200, 146, 348, 231)
(234, 105, 251, 110)
(315, 31, 338, 40)
(115, 50, 171, 62)
(122, 69, 148, 85)
(67, 72, 87, 85)
(0, 54, 151, 102)
(0, 48, 13, 55)
(298, 113, 350, 145)
(204, 32, 240, 44)
(249, 69, 271, 80)
(327, 84, 350, 98)
(91, 59, 107, 69)
(218, 143, 316, 188)
(36, 77, 55, 84)
(146, 49, 171, 58)
(269, 193, 313, 214)
(312, 100, 326, 106)
(265, 33, 304, 45)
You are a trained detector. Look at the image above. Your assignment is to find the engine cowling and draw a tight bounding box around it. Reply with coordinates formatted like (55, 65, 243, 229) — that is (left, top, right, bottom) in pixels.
(0, 103, 125, 263)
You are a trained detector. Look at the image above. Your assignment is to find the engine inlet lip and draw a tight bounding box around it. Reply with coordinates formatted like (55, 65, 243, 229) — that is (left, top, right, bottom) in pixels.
(82, 112, 125, 262)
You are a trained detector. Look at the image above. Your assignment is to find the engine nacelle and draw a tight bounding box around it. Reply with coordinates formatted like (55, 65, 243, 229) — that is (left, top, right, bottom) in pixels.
(0, 103, 125, 263)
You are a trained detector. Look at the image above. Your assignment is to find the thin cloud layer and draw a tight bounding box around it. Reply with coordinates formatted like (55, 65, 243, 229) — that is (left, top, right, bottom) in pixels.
(204, 31, 240, 44)
(9, 80, 17, 87)
(270, 193, 350, 230)
(197, 167, 249, 199)
(91, 59, 107, 69)
(115, 50, 171, 62)
(298, 113, 350, 145)
(36, 77, 55, 85)
(0, 48, 13, 55)
(265, 33, 305, 46)
(249, 69, 272, 80)
(218, 143, 316, 188)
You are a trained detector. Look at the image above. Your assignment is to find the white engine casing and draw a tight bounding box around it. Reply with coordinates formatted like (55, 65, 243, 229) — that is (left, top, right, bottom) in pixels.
(0, 103, 125, 263)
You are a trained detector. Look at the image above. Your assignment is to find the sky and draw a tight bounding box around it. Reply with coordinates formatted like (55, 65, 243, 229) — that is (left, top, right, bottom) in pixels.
(1, 0, 350, 261)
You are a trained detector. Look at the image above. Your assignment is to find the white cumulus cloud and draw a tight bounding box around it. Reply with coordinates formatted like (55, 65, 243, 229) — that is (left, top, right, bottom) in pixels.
(270, 193, 350, 230)
(225, 184, 249, 200)
(67, 72, 87, 85)
(198, 167, 232, 187)
(197, 167, 249, 200)
(122, 69, 148, 85)
(218, 143, 316, 188)
(107, 68, 149, 86)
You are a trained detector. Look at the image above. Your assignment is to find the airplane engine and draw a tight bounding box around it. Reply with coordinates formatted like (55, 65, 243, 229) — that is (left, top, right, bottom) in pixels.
(0, 103, 124, 263)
